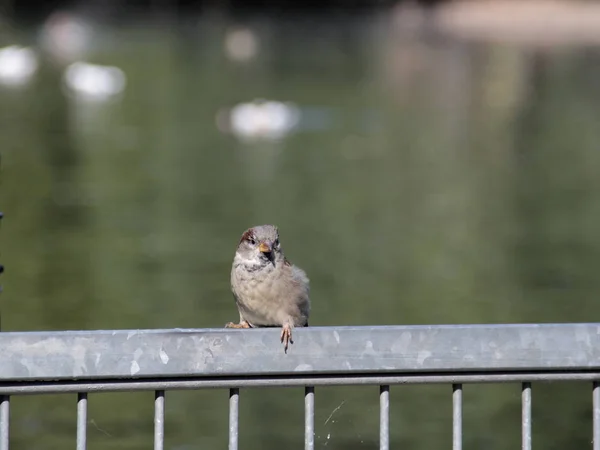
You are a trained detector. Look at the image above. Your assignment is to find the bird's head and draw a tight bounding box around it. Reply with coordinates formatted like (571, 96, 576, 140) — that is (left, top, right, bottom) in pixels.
(236, 224, 284, 267)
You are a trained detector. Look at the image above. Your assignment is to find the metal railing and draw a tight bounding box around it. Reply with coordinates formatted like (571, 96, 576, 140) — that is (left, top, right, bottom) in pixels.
(1, 323, 600, 449)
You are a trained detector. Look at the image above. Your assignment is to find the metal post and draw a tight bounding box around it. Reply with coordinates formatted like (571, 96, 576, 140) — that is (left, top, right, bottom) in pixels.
(229, 388, 239, 450)
(594, 382, 600, 450)
(76, 393, 87, 450)
(305, 386, 315, 450)
(154, 390, 165, 450)
(380, 385, 389, 450)
(522, 382, 532, 450)
(452, 384, 462, 450)
(0, 395, 8, 450)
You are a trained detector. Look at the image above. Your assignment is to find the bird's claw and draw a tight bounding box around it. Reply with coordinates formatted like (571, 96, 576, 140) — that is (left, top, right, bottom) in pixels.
(225, 321, 251, 329)
(280, 324, 293, 353)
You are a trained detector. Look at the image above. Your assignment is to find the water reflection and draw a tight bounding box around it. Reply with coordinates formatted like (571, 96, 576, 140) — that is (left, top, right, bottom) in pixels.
(1, 16, 600, 450)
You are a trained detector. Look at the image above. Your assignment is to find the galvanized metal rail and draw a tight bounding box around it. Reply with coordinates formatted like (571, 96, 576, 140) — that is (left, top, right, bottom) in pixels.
(0, 323, 600, 450)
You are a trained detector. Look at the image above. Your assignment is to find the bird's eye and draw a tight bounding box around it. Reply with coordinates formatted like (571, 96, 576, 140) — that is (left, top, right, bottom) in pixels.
(248, 237, 256, 245)
(274, 239, 280, 248)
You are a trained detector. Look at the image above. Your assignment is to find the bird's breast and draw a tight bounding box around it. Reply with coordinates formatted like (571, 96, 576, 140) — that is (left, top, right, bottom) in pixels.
(231, 263, 309, 327)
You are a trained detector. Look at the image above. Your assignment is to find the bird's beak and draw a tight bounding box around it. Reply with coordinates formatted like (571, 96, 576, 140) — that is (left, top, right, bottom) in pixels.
(258, 242, 272, 254)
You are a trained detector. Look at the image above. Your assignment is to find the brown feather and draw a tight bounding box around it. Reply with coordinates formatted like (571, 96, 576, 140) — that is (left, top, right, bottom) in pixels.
(239, 228, 255, 244)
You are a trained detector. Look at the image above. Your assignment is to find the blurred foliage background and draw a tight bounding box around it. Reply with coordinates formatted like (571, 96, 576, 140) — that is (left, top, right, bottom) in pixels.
(2, 0, 600, 448)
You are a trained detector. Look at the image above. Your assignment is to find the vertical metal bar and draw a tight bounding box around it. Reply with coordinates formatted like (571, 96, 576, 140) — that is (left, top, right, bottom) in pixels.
(594, 382, 600, 450)
(380, 385, 389, 450)
(522, 382, 532, 450)
(0, 395, 8, 450)
(154, 390, 165, 450)
(452, 384, 462, 450)
(229, 388, 239, 450)
(76, 393, 87, 450)
(305, 386, 315, 450)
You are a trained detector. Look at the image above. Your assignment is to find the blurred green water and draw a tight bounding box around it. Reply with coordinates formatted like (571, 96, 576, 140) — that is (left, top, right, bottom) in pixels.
(1, 17, 600, 450)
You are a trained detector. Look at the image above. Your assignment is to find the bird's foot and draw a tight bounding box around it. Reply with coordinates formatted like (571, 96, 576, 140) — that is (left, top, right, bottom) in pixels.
(280, 323, 293, 353)
(225, 320, 251, 329)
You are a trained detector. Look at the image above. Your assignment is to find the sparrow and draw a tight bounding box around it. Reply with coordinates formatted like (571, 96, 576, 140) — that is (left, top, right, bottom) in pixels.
(226, 224, 310, 352)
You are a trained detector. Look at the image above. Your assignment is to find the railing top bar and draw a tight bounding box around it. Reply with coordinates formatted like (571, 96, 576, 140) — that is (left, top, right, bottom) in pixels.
(4, 322, 598, 336)
(1, 323, 600, 382)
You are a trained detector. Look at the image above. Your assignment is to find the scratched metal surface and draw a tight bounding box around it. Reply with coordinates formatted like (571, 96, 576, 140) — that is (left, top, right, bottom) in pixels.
(0, 324, 599, 381)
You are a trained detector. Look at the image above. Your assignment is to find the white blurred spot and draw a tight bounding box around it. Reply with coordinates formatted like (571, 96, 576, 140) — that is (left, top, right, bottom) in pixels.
(0, 46, 38, 87)
(40, 11, 92, 63)
(224, 27, 259, 62)
(63, 62, 126, 102)
(225, 99, 300, 142)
